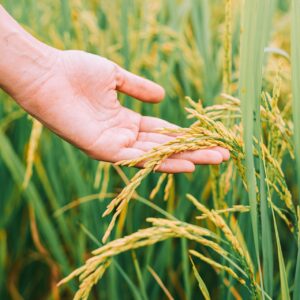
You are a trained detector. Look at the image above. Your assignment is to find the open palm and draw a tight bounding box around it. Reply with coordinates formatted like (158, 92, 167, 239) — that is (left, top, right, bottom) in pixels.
(17, 50, 229, 172)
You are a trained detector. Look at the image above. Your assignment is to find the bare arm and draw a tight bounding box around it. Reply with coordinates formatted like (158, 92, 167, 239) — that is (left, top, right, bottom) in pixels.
(0, 5, 56, 99)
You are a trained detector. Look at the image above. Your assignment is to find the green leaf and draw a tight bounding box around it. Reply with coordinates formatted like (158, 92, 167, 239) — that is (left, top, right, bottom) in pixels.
(79, 223, 143, 300)
(294, 246, 300, 300)
(239, 2, 273, 298)
(190, 257, 211, 300)
(272, 210, 290, 300)
(132, 251, 149, 300)
(291, 0, 300, 200)
(260, 162, 273, 297)
(0, 130, 72, 274)
(293, 206, 300, 300)
(0, 230, 7, 292)
(181, 237, 191, 300)
(291, 2, 300, 298)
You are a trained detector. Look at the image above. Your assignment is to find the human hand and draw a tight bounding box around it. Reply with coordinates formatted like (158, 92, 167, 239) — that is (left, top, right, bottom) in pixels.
(0, 6, 229, 173)
(14, 49, 229, 172)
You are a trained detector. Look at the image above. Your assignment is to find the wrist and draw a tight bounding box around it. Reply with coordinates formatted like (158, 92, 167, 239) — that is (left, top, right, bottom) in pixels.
(0, 5, 59, 102)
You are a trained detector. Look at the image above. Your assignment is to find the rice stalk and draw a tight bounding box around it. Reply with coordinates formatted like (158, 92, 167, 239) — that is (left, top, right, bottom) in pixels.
(196, 205, 250, 220)
(189, 250, 245, 285)
(186, 194, 256, 294)
(22, 119, 43, 190)
(101, 95, 294, 244)
(59, 218, 240, 299)
(164, 174, 174, 201)
(147, 266, 174, 300)
(223, 0, 232, 94)
(150, 173, 167, 200)
(189, 257, 211, 300)
(4, 1, 298, 300)
(131, 251, 148, 300)
(93, 162, 103, 189)
(187, 194, 244, 257)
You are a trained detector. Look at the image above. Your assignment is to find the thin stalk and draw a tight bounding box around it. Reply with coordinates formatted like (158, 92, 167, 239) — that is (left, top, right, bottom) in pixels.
(272, 210, 290, 300)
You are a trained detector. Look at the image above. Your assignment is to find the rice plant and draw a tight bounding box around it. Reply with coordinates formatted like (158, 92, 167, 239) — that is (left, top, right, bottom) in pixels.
(1, 0, 299, 299)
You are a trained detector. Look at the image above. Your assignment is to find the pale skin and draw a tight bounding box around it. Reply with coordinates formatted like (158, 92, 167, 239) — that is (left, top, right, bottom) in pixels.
(0, 5, 230, 173)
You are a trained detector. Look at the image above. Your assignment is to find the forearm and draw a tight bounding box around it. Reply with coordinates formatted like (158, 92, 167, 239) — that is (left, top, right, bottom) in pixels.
(0, 5, 57, 101)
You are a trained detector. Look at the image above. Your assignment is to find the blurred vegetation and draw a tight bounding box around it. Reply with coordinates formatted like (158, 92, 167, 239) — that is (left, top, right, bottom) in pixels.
(0, 0, 298, 299)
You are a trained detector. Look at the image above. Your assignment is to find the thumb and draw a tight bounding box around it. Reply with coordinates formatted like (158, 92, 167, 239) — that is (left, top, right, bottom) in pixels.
(115, 66, 165, 103)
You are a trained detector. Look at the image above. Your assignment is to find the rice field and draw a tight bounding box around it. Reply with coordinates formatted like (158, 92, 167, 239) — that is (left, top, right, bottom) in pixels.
(1, 0, 299, 299)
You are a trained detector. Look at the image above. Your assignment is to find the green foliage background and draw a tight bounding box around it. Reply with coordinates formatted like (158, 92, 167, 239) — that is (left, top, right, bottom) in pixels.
(0, 0, 296, 299)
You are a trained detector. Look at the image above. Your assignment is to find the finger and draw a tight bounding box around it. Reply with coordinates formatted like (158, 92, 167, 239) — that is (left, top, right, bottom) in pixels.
(210, 146, 230, 161)
(133, 142, 224, 165)
(139, 119, 230, 161)
(171, 149, 223, 165)
(155, 159, 195, 173)
(116, 67, 165, 103)
(115, 148, 195, 173)
(140, 116, 179, 132)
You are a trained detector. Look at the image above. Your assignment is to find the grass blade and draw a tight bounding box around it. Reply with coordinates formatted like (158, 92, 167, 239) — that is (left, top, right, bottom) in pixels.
(260, 160, 273, 296)
(272, 210, 290, 300)
(293, 207, 300, 300)
(291, 0, 300, 200)
(189, 257, 211, 300)
(181, 235, 191, 300)
(239, 2, 273, 297)
(0, 130, 71, 274)
(79, 222, 143, 300)
(294, 245, 300, 300)
(147, 266, 174, 300)
(291, 2, 300, 298)
(132, 251, 149, 300)
(0, 230, 6, 293)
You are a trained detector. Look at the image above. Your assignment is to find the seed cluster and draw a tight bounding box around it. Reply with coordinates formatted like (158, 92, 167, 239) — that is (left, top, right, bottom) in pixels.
(59, 90, 296, 299)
